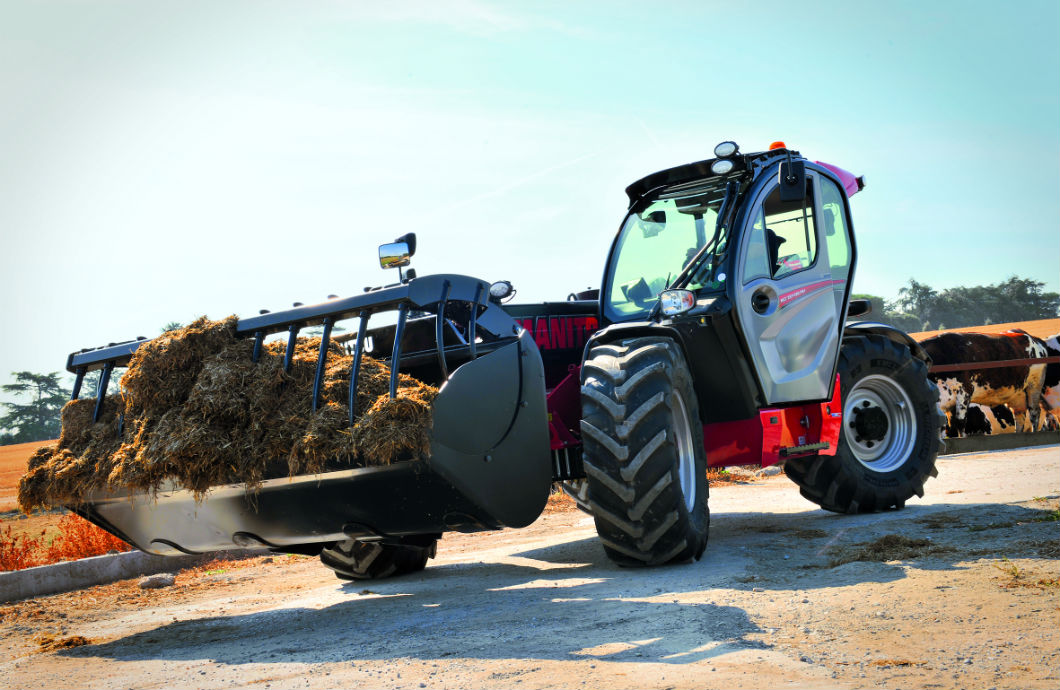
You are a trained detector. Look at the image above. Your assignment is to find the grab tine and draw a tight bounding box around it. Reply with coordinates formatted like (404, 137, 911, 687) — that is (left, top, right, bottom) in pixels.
(435, 280, 451, 381)
(251, 331, 265, 363)
(312, 317, 336, 412)
(71, 366, 87, 401)
(349, 311, 369, 426)
(389, 303, 409, 400)
(93, 361, 114, 423)
(468, 283, 482, 360)
(283, 323, 300, 373)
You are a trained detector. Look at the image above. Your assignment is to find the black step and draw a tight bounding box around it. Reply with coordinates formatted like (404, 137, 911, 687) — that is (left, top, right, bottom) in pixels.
(779, 441, 830, 457)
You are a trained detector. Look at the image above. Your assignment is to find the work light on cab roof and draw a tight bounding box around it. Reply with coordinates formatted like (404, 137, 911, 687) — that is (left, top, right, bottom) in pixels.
(710, 140, 740, 174)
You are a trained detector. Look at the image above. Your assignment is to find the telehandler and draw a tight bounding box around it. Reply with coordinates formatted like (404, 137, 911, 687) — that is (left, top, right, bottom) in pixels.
(62, 141, 941, 579)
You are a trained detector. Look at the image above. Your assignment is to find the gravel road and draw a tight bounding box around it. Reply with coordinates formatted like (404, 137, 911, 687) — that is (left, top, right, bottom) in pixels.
(2, 446, 1058, 689)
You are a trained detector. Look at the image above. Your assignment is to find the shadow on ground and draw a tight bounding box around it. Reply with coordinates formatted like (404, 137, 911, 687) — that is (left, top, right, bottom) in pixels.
(66, 501, 1056, 667)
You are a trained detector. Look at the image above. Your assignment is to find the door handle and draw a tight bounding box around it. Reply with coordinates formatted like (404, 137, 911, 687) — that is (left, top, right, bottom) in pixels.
(751, 290, 771, 314)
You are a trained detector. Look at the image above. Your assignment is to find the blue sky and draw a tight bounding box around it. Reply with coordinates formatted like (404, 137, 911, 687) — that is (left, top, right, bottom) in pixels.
(1, 0, 1058, 384)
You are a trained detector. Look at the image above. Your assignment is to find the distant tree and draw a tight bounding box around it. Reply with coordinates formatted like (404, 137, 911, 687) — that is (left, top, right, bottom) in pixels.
(0, 372, 69, 444)
(889, 276, 1059, 331)
(893, 279, 938, 317)
(161, 321, 183, 333)
(989, 276, 1060, 321)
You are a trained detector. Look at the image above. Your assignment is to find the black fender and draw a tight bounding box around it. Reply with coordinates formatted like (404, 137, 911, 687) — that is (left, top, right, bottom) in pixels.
(580, 317, 764, 424)
(581, 321, 691, 380)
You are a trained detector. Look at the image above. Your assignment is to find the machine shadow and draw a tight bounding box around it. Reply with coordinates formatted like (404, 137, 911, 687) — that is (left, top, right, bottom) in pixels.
(65, 500, 1054, 667)
(69, 560, 770, 667)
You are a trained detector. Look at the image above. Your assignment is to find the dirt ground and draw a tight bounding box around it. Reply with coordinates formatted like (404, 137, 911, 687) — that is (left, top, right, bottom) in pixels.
(0, 446, 1057, 689)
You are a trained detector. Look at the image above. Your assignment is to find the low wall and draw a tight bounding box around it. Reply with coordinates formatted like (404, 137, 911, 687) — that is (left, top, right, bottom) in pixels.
(940, 431, 1060, 456)
(0, 548, 266, 604)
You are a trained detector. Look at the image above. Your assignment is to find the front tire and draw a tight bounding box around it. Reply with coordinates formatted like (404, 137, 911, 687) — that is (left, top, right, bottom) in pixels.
(319, 538, 436, 580)
(580, 337, 709, 566)
(785, 335, 941, 513)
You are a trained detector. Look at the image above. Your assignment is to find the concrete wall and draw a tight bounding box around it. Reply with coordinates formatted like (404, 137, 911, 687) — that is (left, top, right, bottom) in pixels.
(0, 548, 265, 603)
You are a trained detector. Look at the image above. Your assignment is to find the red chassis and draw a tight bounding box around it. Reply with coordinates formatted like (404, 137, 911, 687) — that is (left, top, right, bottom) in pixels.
(547, 367, 842, 470)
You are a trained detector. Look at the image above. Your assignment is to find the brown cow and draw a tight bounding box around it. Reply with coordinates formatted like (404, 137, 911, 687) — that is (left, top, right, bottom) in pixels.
(922, 328, 1048, 436)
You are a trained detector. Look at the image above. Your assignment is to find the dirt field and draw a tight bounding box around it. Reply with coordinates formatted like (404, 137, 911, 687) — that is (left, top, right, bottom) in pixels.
(0, 441, 54, 513)
(0, 441, 62, 547)
(910, 317, 1060, 342)
(1, 446, 1056, 689)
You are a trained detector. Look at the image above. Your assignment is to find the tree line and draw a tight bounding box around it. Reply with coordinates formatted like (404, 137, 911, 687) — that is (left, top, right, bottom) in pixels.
(852, 276, 1059, 333)
(3, 277, 1058, 445)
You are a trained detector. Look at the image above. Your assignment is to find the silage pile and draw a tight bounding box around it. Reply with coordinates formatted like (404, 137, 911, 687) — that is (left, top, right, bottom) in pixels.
(18, 317, 438, 512)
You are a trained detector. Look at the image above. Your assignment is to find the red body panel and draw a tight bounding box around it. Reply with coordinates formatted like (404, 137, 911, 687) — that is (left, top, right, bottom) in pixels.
(547, 367, 582, 451)
(545, 367, 843, 468)
(704, 375, 842, 467)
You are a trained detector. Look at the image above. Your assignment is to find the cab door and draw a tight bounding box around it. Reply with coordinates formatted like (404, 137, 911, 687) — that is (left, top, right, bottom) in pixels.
(733, 169, 855, 404)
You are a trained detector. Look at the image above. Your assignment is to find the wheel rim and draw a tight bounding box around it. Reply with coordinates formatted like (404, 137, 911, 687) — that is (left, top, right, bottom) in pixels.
(843, 374, 917, 472)
(673, 394, 697, 512)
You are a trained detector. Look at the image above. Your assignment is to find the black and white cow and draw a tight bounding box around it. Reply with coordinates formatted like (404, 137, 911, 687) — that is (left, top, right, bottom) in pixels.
(921, 328, 1049, 436)
(1042, 333, 1060, 429)
(961, 403, 1017, 436)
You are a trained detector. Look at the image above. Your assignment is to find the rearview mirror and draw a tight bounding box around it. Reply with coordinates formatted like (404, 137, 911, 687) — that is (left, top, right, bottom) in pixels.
(639, 210, 666, 238)
(394, 232, 416, 257)
(379, 241, 411, 269)
(778, 160, 806, 202)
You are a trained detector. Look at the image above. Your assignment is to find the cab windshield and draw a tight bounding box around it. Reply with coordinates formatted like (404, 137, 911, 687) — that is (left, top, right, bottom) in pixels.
(604, 179, 731, 322)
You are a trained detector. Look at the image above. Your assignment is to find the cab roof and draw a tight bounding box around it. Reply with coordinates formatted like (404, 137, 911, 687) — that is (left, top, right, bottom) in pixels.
(624, 148, 862, 205)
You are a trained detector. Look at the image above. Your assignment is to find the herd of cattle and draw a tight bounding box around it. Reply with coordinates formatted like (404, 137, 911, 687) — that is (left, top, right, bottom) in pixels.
(920, 328, 1060, 438)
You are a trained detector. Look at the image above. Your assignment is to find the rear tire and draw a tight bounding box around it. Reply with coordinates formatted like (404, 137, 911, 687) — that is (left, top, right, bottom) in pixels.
(320, 538, 436, 580)
(559, 479, 592, 514)
(785, 335, 941, 513)
(580, 337, 709, 566)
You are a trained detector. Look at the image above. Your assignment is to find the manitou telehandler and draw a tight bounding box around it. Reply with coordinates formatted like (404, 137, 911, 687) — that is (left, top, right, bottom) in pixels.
(61, 141, 941, 579)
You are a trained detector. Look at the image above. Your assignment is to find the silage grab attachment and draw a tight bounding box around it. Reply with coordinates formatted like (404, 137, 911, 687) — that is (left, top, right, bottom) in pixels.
(64, 274, 551, 556)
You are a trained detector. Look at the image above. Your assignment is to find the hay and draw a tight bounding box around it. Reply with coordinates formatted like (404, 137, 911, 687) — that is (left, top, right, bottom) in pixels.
(36, 634, 92, 652)
(827, 534, 955, 567)
(19, 317, 438, 512)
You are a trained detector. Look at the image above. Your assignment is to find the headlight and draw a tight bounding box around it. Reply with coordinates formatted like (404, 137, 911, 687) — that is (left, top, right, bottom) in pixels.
(489, 280, 514, 301)
(659, 289, 695, 316)
(714, 141, 739, 157)
(711, 159, 734, 175)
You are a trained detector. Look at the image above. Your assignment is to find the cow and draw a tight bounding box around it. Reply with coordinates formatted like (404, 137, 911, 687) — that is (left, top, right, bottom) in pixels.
(1042, 333, 1060, 429)
(959, 403, 1017, 437)
(922, 328, 1049, 436)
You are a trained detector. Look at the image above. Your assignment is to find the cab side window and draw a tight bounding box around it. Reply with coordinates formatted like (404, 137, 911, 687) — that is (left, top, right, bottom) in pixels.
(758, 180, 816, 279)
(820, 177, 851, 282)
(820, 176, 853, 310)
(742, 222, 772, 283)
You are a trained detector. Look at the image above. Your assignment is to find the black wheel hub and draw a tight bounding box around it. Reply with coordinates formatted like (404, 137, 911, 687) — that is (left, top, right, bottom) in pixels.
(852, 404, 888, 442)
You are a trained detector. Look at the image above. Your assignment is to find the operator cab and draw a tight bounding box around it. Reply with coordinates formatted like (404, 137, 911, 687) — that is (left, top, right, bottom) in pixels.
(599, 141, 861, 414)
